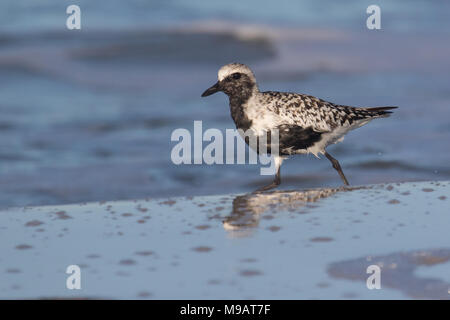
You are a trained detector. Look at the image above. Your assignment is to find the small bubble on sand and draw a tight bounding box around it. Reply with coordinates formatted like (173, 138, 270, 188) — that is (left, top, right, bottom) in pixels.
(6, 268, 21, 274)
(267, 226, 281, 232)
(119, 259, 136, 266)
(195, 225, 211, 230)
(208, 279, 221, 285)
(137, 291, 152, 298)
(16, 244, 32, 250)
(135, 251, 154, 256)
(317, 282, 330, 288)
(159, 200, 176, 206)
(192, 246, 212, 253)
(342, 292, 358, 298)
(239, 269, 262, 277)
(310, 237, 333, 243)
(25, 220, 44, 227)
(55, 211, 72, 220)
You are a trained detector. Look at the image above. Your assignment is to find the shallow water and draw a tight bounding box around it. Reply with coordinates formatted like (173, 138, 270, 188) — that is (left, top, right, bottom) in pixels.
(0, 1, 449, 207)
(1, 181, 449, 299)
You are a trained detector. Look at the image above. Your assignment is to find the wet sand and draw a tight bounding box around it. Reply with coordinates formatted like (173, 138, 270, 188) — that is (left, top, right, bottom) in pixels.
(1, 180, 449, 299)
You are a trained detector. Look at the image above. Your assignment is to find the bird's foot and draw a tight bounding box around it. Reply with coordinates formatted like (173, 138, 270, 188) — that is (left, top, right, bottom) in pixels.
(253, 179, 280, 193)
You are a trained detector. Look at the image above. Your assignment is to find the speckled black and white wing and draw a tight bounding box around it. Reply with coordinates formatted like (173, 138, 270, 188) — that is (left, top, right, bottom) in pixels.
(250, 91, 397, 156)
(259, 91, 395, 132)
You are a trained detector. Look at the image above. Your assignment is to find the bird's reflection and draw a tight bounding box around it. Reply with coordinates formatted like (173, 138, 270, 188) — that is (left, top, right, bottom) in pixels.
(223, 187, 354, 237)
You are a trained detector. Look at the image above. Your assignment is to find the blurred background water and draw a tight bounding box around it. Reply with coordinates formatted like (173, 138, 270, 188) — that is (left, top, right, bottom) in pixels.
(0, 0, 449, 207)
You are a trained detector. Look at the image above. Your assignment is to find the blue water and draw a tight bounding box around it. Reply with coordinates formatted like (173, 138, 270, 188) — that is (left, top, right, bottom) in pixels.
(2, 0, 450, 33)
(0, 1, 449, 206)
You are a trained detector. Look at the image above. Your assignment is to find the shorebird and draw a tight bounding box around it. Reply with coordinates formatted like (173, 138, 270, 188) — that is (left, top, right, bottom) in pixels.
(201, 63, 397, 191)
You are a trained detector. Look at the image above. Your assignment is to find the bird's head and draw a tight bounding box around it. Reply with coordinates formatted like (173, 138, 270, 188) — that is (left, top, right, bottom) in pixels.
(201, 63, 258, 99)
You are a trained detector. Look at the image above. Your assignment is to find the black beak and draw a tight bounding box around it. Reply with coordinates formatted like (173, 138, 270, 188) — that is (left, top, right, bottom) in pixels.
(201, 81, 221, 97)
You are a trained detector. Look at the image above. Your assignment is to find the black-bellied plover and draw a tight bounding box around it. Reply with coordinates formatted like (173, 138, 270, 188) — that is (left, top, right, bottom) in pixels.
(202, 63, 397, 191)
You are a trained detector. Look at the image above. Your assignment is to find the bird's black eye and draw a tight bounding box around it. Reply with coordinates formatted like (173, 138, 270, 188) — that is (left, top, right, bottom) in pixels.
(232, 73, 241, 80)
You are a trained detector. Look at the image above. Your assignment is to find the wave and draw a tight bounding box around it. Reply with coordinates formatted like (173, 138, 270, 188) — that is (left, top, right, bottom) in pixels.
(350, 160, 450, 176)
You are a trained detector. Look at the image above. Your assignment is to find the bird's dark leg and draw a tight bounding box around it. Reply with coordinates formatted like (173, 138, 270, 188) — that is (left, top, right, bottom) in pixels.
(255, 166, 280, 192)
(254, 158, 282, 192)
(324, 151, 349, 186)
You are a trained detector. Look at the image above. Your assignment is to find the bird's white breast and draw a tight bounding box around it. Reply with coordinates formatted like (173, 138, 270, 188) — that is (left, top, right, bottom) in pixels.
(243, 95, 283, 136)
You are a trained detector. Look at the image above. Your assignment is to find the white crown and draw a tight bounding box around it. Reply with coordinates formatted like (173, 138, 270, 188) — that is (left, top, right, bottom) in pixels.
(217, 63, 255, 82)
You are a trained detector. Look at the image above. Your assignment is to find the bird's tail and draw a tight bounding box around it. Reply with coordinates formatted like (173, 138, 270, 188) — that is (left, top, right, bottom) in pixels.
(363, 106, 398, 117)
